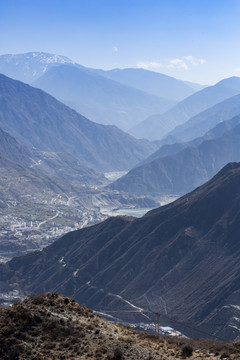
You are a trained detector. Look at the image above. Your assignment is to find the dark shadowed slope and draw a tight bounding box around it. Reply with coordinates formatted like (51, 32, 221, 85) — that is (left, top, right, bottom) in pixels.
(2, 163, 240, 340)
(109, 118, 240, 195)
(32, 64, 175, 131)
(129, 76, 240, 140)
(0, 74, 157, 172)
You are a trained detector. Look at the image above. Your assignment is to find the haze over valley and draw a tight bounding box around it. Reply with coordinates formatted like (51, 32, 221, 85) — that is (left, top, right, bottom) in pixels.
(1, 1, 240, 356)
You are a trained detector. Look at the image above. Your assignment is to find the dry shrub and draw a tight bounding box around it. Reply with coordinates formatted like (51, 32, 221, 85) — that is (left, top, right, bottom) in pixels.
(181, 344, 193, 357)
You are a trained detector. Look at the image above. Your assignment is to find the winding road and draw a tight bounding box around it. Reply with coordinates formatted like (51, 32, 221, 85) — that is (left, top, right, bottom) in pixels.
(37, 210, 60, 229)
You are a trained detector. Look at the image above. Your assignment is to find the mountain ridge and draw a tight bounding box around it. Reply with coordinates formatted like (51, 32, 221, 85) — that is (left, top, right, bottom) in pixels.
(129, 76, 240, 140)
(138, 113, 240, 166)
(0, 51, 202, 100)
(1, 293, 238, 359)
(0, 73, 157, 172)
(158, 93, 240, 145)
(108, 117, 240, 195)
(2, 162, 240, 340)
(0, 52, 76, 83)
(92, 67, 203, 101)
(32, 64, 176, 131)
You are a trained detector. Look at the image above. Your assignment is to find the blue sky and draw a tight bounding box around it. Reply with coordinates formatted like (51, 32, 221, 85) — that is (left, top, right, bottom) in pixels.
(1, 0, 240, 84)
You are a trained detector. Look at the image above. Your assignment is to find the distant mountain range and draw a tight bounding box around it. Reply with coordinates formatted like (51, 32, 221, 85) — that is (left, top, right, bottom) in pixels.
(157, 93, 240, 145)
(129, 76, 240, 140)
(0, 52, 76, 83)
(0, 74, 157, 172)
(0, 51, 201, 99)
(32, 64, 176, 131)
(2, 162, 240, 340)
(108, 115, 240, 195)
(1, 52, 202, 131)
(92, 67, 204, 101)
(1, 52, 240, 342)
(140, 113, 240, 166)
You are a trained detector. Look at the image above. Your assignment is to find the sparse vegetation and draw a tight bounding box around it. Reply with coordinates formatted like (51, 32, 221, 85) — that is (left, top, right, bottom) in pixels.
(0, 293, 239, 359)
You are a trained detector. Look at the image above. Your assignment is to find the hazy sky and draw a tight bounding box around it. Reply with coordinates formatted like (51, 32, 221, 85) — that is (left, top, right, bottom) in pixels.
(1, 0, 240, 84)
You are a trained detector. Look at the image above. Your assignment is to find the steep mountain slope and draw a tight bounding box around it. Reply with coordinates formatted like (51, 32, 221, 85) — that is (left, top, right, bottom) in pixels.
(129, 76, 240, 140)
(160, 93, 240, 145)
(0, 148, 107, 259)
(93, 67, 203, 101)
(0, 127, 32, 165)
(109, 119, 240, 195)
(0, 127, 107, 185)
(32, 64, 175, 131)
(0, 74, 157, 172)
(139, 114, 240, 166)
(0, 52, 76, 83)
(2, 163, 240, 340)
(0, 139, 156, 216)
(0, 152, 80, 203)
(0, 126, 158, 259)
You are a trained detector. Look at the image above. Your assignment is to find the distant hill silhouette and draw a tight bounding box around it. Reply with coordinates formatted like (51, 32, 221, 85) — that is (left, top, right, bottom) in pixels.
(158, 93, 240, 145)
(93, 67, 203, 101)
(130, 77, 240, 140)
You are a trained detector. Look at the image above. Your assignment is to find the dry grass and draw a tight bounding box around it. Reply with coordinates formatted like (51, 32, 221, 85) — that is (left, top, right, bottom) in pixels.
(0, 293, 239, 359)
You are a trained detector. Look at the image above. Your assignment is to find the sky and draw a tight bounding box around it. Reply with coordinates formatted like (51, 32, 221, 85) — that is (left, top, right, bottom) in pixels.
(1, 0, 240, 84)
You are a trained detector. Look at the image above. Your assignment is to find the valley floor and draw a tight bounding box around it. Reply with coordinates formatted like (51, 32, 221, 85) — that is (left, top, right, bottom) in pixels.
(0, 183, 175, 262)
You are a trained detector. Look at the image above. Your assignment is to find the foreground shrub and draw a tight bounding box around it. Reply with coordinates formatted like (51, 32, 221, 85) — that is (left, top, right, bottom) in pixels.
(181, 344, 193, 357)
